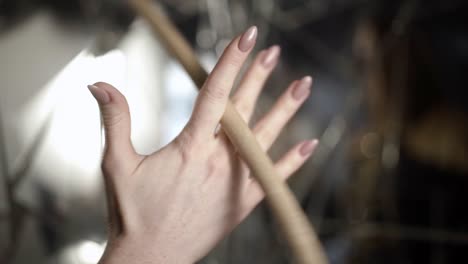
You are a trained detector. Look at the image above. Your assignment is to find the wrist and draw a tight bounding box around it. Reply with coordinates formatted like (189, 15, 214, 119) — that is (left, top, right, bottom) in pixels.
(98, 234, 193, 264)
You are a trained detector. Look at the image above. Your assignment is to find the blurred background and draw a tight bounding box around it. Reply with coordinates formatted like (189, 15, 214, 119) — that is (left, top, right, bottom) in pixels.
(0, 0, 467, 263)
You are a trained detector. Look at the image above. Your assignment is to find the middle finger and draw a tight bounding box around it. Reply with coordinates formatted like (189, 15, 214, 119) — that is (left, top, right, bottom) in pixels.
(231, 45, 280, 122)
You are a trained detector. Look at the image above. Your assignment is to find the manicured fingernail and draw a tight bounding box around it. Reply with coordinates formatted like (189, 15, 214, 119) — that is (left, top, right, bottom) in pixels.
(261, 45, 280, 67)
(238, 26, 258, 52)
(88, 84, 110, 104)
(292, 76, 312, 100)
(299, 139, 318, 156)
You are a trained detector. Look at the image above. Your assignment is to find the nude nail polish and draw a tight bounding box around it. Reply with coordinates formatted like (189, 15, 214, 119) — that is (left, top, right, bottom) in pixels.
(261, 45, 280, 67)
(292, 76, 312, 100)
(88, 84, 110, 104)
(299, 140, 318, 156)
(238, 26, 258, 52)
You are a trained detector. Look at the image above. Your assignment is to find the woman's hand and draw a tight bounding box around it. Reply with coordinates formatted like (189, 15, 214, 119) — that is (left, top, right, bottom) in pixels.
(89, 26, 317, 264)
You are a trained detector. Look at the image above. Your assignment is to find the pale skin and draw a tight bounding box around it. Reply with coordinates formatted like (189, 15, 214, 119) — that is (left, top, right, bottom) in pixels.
(88, 26, 318, 264)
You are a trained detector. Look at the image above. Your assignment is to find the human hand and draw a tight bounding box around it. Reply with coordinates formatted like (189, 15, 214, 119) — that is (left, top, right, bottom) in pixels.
(89, 26, 317, 264)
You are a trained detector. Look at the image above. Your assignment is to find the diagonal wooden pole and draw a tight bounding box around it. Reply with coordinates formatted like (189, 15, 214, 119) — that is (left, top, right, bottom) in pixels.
(128, 1, 328, 263)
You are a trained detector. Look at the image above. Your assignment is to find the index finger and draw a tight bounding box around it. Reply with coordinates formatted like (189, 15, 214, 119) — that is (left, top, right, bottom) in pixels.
(187, 26, 258, 138)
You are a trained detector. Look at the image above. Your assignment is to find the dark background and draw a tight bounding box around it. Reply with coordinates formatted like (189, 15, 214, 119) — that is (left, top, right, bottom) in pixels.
(1, 0, 467, 263)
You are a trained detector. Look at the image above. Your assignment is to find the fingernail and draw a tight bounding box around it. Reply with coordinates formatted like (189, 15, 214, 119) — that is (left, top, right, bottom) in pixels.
(299, 139, 318, 156)
(88, 84, 110, 104)
(292, 76, 312, 100)
(261, 45, 280, 67)
(238, 26, 258, 52)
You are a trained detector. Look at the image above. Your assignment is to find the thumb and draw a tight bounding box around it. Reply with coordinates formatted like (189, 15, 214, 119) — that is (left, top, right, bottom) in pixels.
(88, 82, 136, 162)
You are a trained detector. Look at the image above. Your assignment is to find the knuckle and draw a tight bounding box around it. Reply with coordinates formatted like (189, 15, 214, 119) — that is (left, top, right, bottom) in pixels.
(102, 108, 127, 128)
(174, 128, 200, 164)
(226, 54, 243, 68)
(202, 85, 227, 102)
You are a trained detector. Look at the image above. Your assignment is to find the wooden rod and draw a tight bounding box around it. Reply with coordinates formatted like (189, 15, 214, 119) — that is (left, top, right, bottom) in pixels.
(128, 1, 328, 263)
